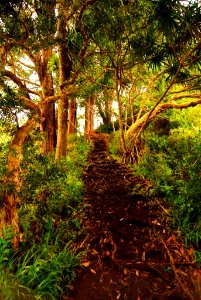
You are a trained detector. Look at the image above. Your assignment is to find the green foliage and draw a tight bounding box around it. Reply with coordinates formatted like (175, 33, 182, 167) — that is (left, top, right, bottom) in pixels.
(0, 228, 13, 269)
(110, 131, 124, 158)
(15, 243, 80, 299)
(0, 135, 89, 299)
(0, 123, 12, 204)
(110, 130, 130, 160)
(134, 108, 201, 247)
(0, 270, 35, 300)
(95, 123, 114, 134)
(19, 136, 88, 247)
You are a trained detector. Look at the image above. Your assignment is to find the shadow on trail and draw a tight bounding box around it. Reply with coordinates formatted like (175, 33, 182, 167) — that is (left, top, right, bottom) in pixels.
(67, 133, 197, 300)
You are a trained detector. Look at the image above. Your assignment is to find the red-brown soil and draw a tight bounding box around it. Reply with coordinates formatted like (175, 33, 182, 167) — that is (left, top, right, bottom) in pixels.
(66, 133, 200, 300)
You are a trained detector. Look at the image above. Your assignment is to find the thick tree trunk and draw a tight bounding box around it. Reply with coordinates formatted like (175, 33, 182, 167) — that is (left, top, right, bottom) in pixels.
(68, 97, 77, 135)
(40, 102, 56, 153)
(37, 49, 56, 153)
(1, 115, 37, 248)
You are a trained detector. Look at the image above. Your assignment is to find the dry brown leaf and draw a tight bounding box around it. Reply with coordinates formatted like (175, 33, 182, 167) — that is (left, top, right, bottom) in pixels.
(82, 261, 90, 267)
(188, 247, 194, 256)
(91, 249, 99, 255)
(124, 268, 128, 275)
(152, 220, 161, 226)
(166, 236, 174, 244)
(180, 247, 185, 256)
(142, 251, 146, 261)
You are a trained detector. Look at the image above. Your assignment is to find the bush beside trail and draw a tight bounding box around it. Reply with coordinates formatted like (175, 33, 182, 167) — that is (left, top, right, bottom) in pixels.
(0, 134, 89, 300)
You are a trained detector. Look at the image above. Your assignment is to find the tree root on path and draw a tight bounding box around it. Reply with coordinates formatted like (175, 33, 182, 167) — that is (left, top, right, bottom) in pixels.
(161, 237, 194, 300)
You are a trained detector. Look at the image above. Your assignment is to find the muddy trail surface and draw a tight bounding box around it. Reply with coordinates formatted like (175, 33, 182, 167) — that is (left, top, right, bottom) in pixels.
(67, 133, 199, 300)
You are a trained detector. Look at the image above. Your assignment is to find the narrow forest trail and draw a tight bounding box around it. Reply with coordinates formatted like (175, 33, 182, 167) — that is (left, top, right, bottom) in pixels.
(66, 133, 199, 300)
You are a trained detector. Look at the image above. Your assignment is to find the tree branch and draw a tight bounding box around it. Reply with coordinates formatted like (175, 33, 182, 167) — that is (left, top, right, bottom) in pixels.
(3, 70, 40, 97)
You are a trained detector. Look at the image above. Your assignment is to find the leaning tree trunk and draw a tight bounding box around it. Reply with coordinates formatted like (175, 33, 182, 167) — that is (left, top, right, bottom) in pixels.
(1, 115, 37, 248)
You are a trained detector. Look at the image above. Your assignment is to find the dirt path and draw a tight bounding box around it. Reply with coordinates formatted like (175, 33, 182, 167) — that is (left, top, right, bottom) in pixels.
(66, 133, 198, 300)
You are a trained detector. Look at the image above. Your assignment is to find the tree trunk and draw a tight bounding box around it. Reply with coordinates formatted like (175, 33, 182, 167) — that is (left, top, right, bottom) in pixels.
(84, 95, 94, 136)
(37, 49, 56, 153)
(55, 12, 72, 160)
(97, 102, 112, 125)
(1, 115, 37, 248)
(68, 97, 77, 135)
(56, 95, 68, 158)
(116, 67, 127, 156)
(40, 102, 56, 153)
(126, 95, 201, 138)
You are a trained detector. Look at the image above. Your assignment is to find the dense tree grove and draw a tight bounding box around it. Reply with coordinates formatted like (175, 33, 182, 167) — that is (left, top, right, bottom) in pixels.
(0, 0, 200, 298)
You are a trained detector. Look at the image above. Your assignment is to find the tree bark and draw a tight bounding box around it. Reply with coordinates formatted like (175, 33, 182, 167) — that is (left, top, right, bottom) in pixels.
(55, 11, 72, 160)
(116, 67, 127, 156)
(97, 93, 112, 126)
(126, 95, 201, 138)
(56, 95, 68, 158)
(40, 102, 56, 153)
(84, 95, 94, 136)
(68, 97, 77, 135)
(1, 114, 38, 248)
(36, 49, 57, 153)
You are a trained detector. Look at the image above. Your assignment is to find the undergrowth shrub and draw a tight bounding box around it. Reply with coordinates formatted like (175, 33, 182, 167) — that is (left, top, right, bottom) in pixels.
(110, 130, 131, 160)
(110, 131, 123, 158)
(15, 243, 81, 299)
(134, 109, 201, 247)
(0, 134, 89, 299)
(95, 123, 114, 133)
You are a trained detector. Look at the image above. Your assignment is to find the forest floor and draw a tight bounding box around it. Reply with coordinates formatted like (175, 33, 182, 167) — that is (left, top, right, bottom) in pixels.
(66, 133, 200, 300)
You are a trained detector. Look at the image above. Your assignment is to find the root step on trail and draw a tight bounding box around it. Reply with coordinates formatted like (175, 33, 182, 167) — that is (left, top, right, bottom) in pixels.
(67, 133, 197, 300)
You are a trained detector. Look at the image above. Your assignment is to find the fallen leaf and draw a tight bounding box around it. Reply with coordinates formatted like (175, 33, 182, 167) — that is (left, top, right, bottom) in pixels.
(124, 268, 128, 275)
(152, 220, 161, 226)
(188, 248, 194, 256)
(180, 247, 185, 256)
(142, 251, 146, 261)
(91, 249, 99, 255)
(82, 261, 90, 267)
(90, 268, 96, 274)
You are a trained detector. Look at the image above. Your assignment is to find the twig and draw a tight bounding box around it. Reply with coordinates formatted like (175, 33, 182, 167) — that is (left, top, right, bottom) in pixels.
(155, 198, 171, 216)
